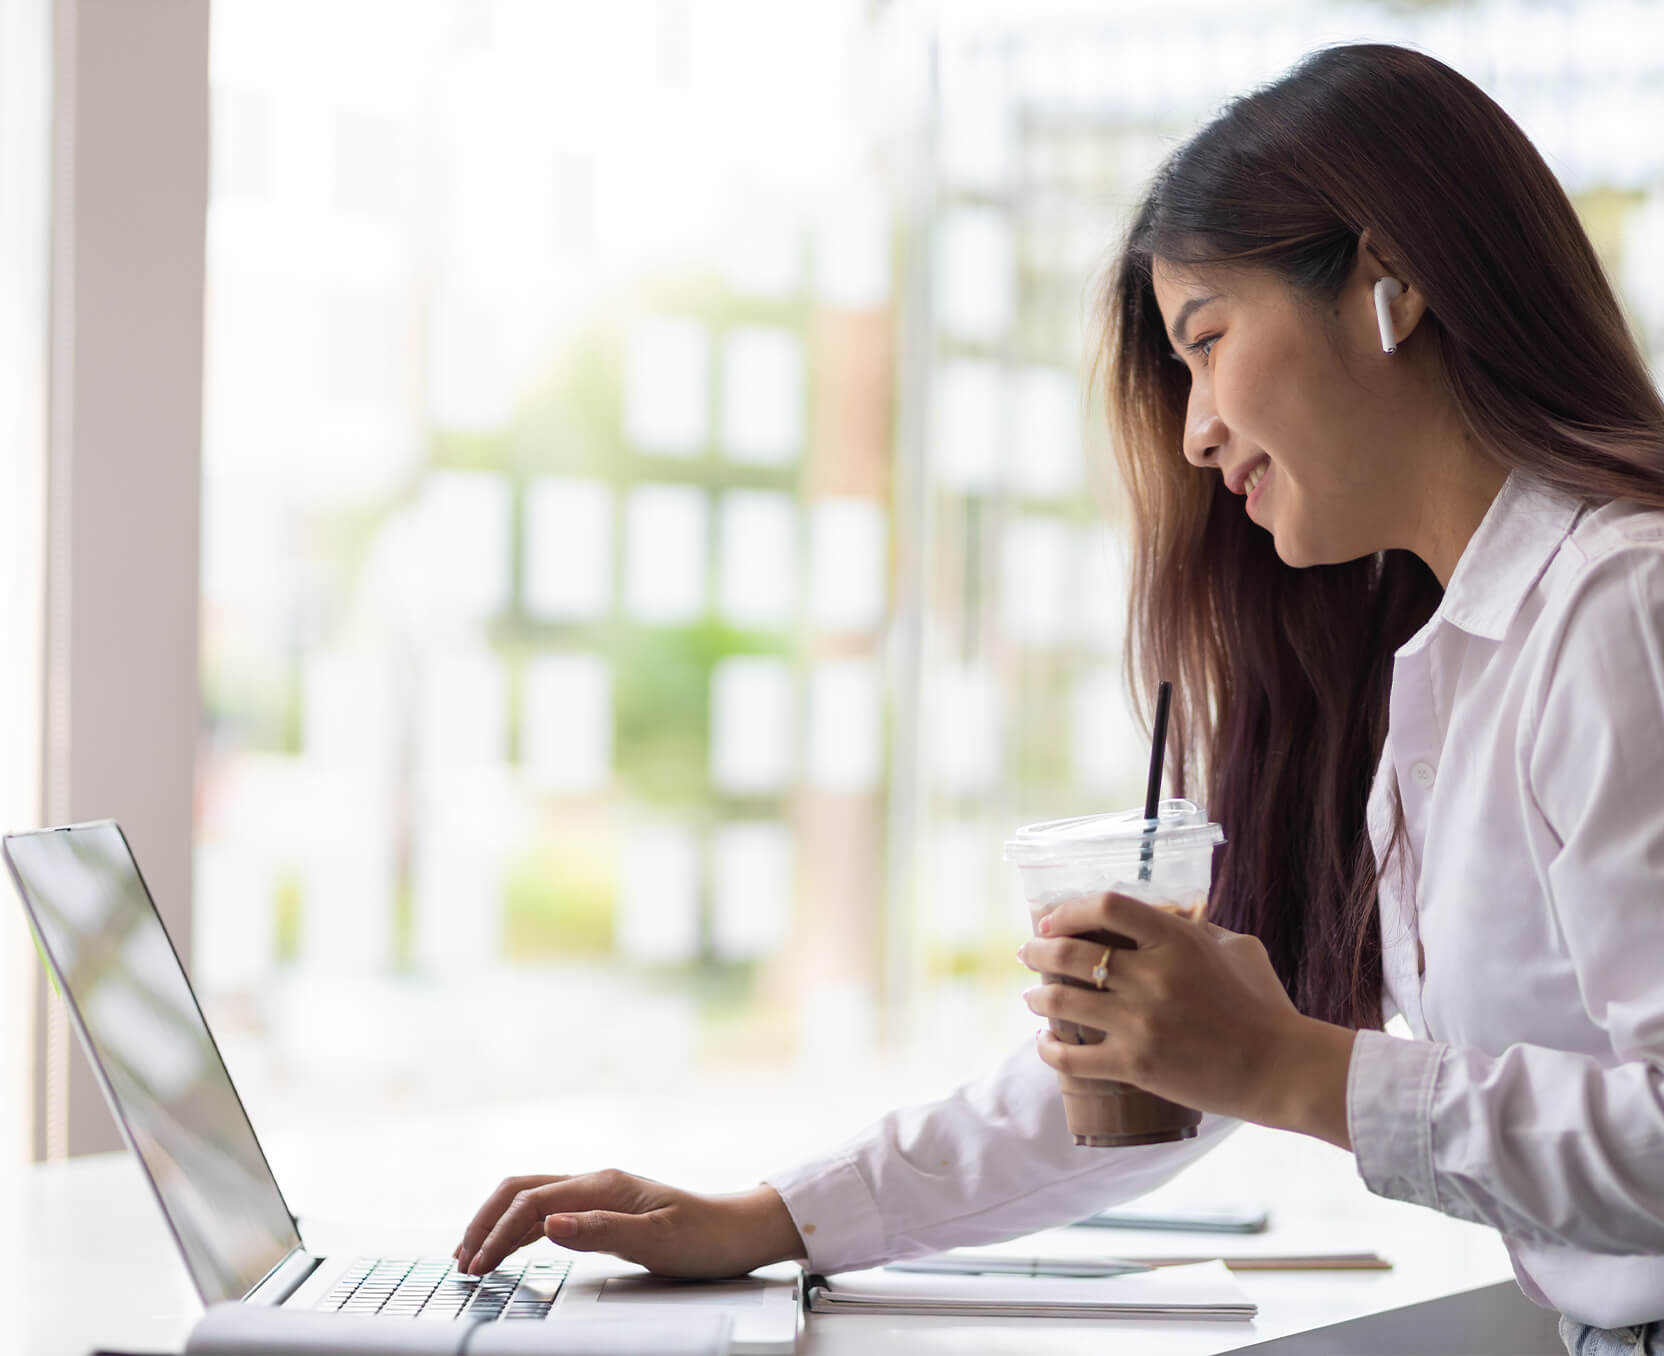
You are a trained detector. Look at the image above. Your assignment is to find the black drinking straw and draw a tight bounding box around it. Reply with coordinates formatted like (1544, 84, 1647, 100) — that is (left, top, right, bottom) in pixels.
(1138, 680, 1173, 882)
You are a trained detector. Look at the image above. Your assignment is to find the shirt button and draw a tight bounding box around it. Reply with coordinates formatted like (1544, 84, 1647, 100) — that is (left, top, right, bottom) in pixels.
(1409, 761, 1435, 789)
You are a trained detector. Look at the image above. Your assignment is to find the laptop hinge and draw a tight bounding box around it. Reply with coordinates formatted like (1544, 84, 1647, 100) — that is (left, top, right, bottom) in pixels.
(245, 1247, 321, 1306)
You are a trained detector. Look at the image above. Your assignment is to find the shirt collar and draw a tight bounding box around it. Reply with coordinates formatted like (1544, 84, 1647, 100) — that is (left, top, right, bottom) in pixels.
(1425, 468, 1584, 644)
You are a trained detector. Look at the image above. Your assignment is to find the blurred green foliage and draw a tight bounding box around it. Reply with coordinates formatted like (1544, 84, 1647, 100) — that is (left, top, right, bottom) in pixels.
(274, 870, 302, 964)
(502, 832, 617, 958)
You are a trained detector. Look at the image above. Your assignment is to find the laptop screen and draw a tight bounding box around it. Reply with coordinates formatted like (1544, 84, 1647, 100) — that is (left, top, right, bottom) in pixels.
(4, 822, 303, 1303)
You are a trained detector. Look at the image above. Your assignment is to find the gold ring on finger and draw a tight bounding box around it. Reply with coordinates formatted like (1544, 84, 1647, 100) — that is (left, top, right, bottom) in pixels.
(1091, 946, 1113, 990)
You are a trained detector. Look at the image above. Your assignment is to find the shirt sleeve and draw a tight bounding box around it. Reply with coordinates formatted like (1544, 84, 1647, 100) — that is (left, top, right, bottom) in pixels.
(761, 1036, 1238, 1274)
(1348, 544, 1664, 1254)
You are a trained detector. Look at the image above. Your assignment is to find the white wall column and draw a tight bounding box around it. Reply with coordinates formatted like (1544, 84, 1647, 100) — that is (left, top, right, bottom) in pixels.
(39, 0, 210, 1158)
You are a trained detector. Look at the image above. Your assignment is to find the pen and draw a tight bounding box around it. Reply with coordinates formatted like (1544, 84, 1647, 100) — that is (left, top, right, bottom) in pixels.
(1130, 1253, 1391, 1272)
(1073, 1206, 1269, 1233)
(885, 1256, 1153, 1279)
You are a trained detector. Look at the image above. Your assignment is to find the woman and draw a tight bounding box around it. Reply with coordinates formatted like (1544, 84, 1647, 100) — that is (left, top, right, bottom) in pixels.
(454, 44, 1664, 1350)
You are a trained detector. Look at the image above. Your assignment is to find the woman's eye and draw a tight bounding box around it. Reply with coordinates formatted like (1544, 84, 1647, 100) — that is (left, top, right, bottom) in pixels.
(1185, 333, 1219, 364)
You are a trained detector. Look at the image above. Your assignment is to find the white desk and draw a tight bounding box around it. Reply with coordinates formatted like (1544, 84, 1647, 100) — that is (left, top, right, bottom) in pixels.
(1, 1087, 1563, 1355)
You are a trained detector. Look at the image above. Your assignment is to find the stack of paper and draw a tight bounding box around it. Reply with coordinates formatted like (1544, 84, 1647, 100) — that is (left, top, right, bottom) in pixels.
(806, 1259, 1256, 1321)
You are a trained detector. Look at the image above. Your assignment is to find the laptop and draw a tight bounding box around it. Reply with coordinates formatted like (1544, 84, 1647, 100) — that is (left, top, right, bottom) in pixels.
(3, 820, 801, 1354)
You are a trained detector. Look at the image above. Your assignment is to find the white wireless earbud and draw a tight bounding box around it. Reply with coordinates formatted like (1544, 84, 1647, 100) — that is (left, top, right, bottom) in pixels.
(1374, 277, 1406, 354)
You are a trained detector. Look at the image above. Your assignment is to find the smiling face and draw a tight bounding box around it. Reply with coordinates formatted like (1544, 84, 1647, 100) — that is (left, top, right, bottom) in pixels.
(1151, 253, 1420, 569)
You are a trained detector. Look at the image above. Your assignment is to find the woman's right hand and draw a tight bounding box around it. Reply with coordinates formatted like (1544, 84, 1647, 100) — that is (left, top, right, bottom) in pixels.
(453, 1170, 806, 1279)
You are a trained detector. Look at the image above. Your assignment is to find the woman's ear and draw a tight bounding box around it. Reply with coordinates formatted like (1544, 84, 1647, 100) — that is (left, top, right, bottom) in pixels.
(1357, 228, 1429, 347)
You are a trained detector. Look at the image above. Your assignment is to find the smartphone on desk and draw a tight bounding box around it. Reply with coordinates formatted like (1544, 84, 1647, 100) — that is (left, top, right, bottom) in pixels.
(1073, 1205, 1269, 1234)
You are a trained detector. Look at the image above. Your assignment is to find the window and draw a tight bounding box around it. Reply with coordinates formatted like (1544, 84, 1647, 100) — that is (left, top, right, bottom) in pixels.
(198, 0, 1664, 1139)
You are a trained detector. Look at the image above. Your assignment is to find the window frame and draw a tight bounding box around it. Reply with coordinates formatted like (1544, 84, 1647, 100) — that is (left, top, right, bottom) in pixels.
(0, 0, 50, 1174)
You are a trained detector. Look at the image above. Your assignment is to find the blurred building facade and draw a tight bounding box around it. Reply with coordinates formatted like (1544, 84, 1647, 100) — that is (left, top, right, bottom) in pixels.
(196, 0, 1664, 1126)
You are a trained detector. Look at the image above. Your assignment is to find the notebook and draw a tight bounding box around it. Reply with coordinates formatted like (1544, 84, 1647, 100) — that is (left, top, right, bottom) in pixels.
(805, 1259, 1256, 1321)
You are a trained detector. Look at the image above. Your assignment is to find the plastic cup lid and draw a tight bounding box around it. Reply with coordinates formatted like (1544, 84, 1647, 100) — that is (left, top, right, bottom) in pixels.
(1001, 798, 1225, 866)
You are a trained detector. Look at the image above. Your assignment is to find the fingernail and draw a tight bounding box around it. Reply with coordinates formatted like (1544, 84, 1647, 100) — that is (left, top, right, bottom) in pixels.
(1038, 916, 1052, 935)
(546, 1214, 574, 1237)
(1015, 945, 1026, 964)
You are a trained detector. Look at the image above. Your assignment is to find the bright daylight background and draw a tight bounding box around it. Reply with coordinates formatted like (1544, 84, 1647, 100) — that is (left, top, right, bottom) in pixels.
(194, 0, 1664, 1142)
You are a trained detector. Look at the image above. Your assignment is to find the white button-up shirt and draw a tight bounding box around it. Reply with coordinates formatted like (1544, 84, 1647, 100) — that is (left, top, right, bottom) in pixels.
(765, 471, 1664, 1329)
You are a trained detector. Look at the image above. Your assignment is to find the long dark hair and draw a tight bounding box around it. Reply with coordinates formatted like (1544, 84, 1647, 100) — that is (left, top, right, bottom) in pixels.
(1096, 43, 1664, 1028)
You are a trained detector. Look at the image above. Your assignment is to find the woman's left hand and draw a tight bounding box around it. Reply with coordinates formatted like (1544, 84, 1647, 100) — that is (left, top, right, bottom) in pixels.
(1018, 892, 1357, 1147)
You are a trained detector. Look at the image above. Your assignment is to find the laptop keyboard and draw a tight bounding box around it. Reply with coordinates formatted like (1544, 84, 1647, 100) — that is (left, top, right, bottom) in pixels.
(316, 1256, 571, 1321)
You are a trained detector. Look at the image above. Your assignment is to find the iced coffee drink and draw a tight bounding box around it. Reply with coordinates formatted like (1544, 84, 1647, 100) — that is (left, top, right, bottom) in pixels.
(1005, 800, 1224, 1147)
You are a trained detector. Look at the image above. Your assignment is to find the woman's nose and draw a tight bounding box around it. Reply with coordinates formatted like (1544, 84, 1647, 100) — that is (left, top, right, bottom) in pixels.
(1182, 406, 1226, 468)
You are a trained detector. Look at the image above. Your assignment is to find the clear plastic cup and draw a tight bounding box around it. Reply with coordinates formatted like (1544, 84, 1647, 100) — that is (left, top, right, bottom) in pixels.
(1004, 799, 1225, 1147)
